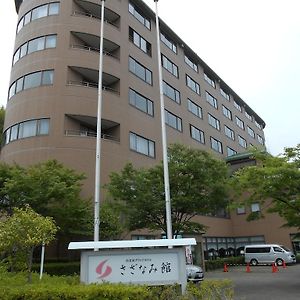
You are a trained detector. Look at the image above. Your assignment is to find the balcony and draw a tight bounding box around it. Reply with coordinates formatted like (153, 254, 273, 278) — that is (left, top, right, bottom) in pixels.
(65, 115, 120, 142)
(72, 0, 120, 28)
(70, 31, 120, 60)
(67, 66, 120, 95)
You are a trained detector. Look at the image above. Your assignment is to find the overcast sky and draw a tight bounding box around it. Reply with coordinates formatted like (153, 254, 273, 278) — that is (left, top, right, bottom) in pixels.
(0, 0, 299, 155)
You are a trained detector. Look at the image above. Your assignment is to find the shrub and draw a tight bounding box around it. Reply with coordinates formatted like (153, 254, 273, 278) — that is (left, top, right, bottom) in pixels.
(0, 266, 234, 300)
(32, 261, 80, 276)
(205, 256, 244, 271)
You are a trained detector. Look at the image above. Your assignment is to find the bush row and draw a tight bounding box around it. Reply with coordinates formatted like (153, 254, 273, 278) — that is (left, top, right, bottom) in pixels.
(0, 269, 234, 300)
(205, 256, 245, 271)
(32, 261, 80, 276)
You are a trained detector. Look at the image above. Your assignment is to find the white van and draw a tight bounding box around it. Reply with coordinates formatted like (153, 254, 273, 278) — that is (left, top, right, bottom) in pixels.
(244, 244, 296, 266)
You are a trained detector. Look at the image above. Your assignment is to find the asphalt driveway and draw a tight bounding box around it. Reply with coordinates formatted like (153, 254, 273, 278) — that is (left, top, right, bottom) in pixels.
(205, 263, 300, 300)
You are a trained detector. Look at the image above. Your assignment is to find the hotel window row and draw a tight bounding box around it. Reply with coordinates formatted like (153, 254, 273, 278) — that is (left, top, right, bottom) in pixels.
(17, 2, 60, 33)
(186, 75, 200, 95)
(129, 88, 154, 116)
(162, 54, 178, 77)
(13, 34, 57, 65)
(129, 57, 152, 85)
(129, 27, 152, 56)
(9, 70, 54, 99)
(3, 118, 50, 145)
(129, 2, 151, 29)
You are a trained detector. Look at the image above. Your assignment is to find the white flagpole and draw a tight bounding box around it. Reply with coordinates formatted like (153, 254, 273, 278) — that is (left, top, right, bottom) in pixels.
(94, 0, 106, 249)
(154, 0, 173, 240)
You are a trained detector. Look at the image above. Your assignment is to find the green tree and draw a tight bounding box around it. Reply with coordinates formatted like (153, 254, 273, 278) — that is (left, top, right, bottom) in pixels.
(106, 144, 229, 236)
(230, 145, 300, 228)
(0, 206, 58, 282)
(99, 202, 123, 240)
(0, 160, 93, 236)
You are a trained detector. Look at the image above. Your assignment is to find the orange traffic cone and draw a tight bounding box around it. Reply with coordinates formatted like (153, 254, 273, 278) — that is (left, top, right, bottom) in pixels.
(223, 263, 228, 272)
(282, 260, 287, 269)
(246, 263, 251, 273)
(272, 262, 278, 273)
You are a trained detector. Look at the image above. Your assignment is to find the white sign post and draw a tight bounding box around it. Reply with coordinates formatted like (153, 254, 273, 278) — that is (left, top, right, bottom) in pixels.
(69, 238, 196, 294)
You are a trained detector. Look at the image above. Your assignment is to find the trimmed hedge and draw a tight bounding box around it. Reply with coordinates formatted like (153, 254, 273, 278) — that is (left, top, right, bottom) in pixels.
(0, 268, 234, 300)
(205, 256, 244, 271)
(32, 261, 80, 276)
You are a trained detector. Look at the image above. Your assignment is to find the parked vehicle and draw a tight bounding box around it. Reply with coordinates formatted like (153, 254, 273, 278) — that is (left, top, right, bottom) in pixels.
(186, 264, 204, 282)
(244, 244, 296, 266)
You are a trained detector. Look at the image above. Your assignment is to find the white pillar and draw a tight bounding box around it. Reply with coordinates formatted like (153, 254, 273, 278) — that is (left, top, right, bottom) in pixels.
(94, 0, 106, 248)
(154, 0, 173, 240)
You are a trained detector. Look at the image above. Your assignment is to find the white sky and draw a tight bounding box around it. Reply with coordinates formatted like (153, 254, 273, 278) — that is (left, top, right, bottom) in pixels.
(0, 0, 299, 155)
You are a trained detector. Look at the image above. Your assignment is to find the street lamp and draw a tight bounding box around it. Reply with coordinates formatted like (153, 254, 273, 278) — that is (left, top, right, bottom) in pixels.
(154, 0, 173, 240)
(94, 0, 106, 247)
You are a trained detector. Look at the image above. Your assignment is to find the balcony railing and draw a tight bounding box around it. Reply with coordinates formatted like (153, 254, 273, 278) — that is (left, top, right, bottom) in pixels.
(67, 81, 120, 95)
(65, 130, 119, 142)
(72, 11, 119, 28)
(70, 44, 120, 60)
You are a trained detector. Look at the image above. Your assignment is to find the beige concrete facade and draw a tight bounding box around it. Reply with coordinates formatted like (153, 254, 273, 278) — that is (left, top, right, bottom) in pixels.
(2, 0, 298, 258)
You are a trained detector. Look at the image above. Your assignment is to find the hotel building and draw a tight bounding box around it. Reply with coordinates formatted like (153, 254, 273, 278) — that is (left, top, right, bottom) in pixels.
(2, 0, 298, 260)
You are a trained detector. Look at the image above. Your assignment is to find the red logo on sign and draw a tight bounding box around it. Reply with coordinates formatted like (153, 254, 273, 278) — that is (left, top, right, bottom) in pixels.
(96, 259, 112, 279)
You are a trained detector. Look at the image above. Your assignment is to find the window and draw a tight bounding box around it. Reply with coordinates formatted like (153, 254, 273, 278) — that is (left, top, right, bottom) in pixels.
(210, 137, 223, 153)
(129, 57, 152, 85)
(129, 89, 153, 116)
(38, 119, 50, 135)
(162, 54, 178, 77)
(23, 72, 42, 89)
(186, 75, 200, 95)
(8, 70, 54, 99)
(19, 120, 37, 138)
(190, 125, 205, 144)
(257, 134, 264, 145)
(255, 120, 262, 130)
(234, 100, 242, 112)
(160, 32, 177, 53)
(3, 118, 50, 145)
(187, 99, 202, 118)
(245, 110, 253, 121)
(206, 91, 218, 109)
(204, 73, 215, 88)
(129, 27, 151, 56)
(163, 81, 180, 104)
(184, 55, 198, 72)
(129, 2, 150, 29)
(208, 114, 220, 131)
(236, 116, 245, 129)
(236, 206, 246, 214)
(10, 124, 19, 141)
(165, 110, 182, 131)
(238, 135, 247, 148)
(247, 126, 255, 138)
(32, 5, 48, 20)
(129, 132, 155, 157)
(224, 125, 235, 140)
(17, 2, 60, 33)
(220, 88, 230, 101)
(227, 147, 237, 157)
(222, 105, 232, 120)
(251, 203, 260, 212)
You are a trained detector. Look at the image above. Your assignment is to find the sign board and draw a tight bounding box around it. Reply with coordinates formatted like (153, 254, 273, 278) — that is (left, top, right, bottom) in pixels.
(80, 247, 187, 289)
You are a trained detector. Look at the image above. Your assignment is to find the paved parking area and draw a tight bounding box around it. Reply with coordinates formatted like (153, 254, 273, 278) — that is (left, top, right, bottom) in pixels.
(205, 264, 300, 300)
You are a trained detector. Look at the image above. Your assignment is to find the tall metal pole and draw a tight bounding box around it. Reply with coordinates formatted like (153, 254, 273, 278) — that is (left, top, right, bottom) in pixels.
(154, 0, 173, 240)
(94, 0, 106, 247)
